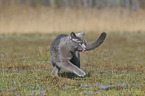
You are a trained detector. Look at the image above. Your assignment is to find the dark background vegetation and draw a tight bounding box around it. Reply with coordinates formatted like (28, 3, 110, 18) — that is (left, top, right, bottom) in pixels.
(1, 0, 145, 11)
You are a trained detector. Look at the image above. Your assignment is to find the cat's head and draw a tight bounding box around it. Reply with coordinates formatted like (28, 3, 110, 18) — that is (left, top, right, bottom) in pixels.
(69, 31, 86, 52)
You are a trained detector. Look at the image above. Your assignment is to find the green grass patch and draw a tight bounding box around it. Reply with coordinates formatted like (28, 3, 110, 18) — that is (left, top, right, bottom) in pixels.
(0, 32, 145, 95)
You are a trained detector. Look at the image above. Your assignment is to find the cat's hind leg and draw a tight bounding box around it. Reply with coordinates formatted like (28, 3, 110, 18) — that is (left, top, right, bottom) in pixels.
(51, 57, 61, 76)
(51, 66, 60, 77)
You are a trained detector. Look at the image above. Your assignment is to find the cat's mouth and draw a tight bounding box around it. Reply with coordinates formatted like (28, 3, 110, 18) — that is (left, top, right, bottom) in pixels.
(78, 48, 86, 52)
(82, 48, 86, 52)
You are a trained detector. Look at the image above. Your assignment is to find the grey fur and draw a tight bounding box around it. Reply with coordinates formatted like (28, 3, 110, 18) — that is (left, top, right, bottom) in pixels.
(50, 32, 106, 77)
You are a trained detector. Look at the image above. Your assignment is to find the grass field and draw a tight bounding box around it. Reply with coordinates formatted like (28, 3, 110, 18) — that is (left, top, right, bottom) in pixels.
(0, 32, 145, 95)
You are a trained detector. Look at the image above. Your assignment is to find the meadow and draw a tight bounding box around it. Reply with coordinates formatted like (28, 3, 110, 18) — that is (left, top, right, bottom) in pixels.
(0, 32, 145, 95)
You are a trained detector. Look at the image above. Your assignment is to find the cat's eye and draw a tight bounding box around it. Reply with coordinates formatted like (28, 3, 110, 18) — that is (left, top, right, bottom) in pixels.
(79, 43, 82, 45)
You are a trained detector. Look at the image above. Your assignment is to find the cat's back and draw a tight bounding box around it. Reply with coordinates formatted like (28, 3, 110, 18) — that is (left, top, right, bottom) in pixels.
(50, 34, 68, 51)
(53, 34, 68, 42)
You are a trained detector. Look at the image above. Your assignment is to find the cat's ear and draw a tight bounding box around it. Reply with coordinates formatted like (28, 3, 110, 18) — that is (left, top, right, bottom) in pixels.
(76, 31, 85, 37)
(81, 31, 85, 36)
(70, 32, 76, 39)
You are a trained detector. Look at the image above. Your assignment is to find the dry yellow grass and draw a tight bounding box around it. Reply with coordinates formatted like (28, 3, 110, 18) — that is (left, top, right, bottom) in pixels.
(0, 6, 145, 34)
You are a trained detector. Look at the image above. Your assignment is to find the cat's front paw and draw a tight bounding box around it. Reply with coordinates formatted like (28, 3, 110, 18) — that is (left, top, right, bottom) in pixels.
(77, 70, 86, 77)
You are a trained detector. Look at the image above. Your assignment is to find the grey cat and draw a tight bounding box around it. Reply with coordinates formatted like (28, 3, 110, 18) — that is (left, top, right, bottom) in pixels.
(50, 31, 106, 77)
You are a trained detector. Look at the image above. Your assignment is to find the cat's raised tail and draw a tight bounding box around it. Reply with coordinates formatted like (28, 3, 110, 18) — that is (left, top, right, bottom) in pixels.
(86, 32, 106, 51)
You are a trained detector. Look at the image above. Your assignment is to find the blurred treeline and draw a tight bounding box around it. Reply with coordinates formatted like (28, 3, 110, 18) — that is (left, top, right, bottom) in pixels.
(0, 0, 145, 11)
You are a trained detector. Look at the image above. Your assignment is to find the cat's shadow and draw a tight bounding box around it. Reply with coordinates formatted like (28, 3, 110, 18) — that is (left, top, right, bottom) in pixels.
(58, 72, 91, 79)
